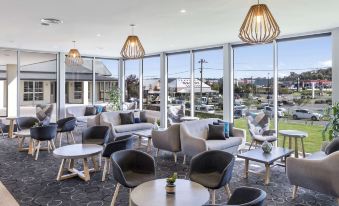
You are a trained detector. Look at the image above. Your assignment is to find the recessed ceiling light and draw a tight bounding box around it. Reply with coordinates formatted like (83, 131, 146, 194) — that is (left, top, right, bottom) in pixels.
(96, 33, 101, 37)
(40, 18, 63, 26)
(180, 9, 187, 13)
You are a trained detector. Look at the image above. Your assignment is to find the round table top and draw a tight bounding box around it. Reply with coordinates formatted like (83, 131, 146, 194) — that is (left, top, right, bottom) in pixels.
(14, 130, 30, 137)
(180, 116, 200, 121)
(279, 130, 308, 138)
(130, 179, 209, 206)
(53, 144, 103, 159)
(6, 117, 17, 120)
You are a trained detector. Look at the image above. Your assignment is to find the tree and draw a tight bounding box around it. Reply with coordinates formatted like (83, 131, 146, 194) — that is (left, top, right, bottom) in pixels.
(126, 74, 139, 100)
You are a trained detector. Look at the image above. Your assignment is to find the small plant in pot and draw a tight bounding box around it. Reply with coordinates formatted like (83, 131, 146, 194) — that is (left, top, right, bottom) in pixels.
(165, 172, 177, 194)
(322, 102, 339, 149)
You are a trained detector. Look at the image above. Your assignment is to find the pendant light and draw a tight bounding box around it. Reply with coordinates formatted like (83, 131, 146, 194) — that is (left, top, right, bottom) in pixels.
(239, 0, 280, 44)
(65, 41, 84, 65)
(120, 24, 145, 59)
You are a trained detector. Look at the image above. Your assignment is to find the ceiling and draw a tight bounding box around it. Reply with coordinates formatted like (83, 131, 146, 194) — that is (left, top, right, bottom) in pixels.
(0, 0, 338, 57)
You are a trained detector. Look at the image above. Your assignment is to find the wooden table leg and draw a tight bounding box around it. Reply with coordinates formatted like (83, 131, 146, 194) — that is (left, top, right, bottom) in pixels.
(91, 156, 99, 172)
(301, 138, 305, 158)
(83, 158, 90, 181)
(8, 120, 14, 138)
(294, 138, 299, 158)
(18, 136, 25, 151)
(28, 138, 34, 155)
(147, 138, 152, 152)
(288, 137, 292, 149)
(264, 164, 270, 185)
(57, 159, 67, 181)
(244, 159, 249, 179)
(282, 136, 286, 148)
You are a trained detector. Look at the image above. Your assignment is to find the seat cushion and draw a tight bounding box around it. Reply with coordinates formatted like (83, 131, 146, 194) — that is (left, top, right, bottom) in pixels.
(206, 137, 242, 150)
(253, 135, 277, 142)
(306, 151, 327, 160)
(190, 171, 221, 189)
(76, 116, 94, 123)
(114, 123, 154, 133)
(123, 170, 154, 188)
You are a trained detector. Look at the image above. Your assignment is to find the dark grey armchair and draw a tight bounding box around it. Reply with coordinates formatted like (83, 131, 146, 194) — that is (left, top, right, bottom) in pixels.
(189, 150, 235, 205)
(30, 123, 57, 160)
(111, 149, 155, 206)
(227, 187, 266, 206)
(16, 117, 39, 131)
(56, 117, 76, 147)
(82, 126, 110, 145)
(152, 124, 181, 163)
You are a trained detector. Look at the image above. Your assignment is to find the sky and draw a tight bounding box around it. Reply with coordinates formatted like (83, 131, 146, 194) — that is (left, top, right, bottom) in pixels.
(102, 35, 332, 80)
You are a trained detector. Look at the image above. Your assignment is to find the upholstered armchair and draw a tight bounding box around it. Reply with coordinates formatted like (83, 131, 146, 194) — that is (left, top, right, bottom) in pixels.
(36, 104, 54, 122)
(167, 104, 185, 125)
(286, 151, 339, 202)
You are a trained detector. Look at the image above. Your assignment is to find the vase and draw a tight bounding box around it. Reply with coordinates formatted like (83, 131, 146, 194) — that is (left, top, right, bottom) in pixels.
(165, 183, 176, 194)
(262, 141, 272, 153)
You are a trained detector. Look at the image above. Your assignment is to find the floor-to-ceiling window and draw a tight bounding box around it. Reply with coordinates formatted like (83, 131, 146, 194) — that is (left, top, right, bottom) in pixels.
(65, 57, 93, 105)
(233, 44, 274, 141)
(19, 52, 57, 121)
(167, 52, 191, 124)
(277, 34, 332, 153)
(142, 56, 160, 111)
(124, 60, 140, 109)
(193, 48, 223, 119)
(0, 50, 17, 117)
(94, 58, 119, 105)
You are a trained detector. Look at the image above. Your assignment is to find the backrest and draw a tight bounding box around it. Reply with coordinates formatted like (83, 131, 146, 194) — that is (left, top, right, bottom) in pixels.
(102, 136, 133, 157)
(181, 118, 218, 140)
(66, 106, 87, 117)
(82, 126, 110, 144)
(57, 117, 76, 132)
(36, 104, 54, 121)
(30, 124, 57, 140)
(16, 117, 39, 131)
(227, 187, 266, 206)
(101, 110, 139, 126)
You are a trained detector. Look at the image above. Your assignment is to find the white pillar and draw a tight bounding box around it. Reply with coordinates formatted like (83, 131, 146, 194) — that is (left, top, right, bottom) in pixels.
(332, 28, 339, 104)
(273, 41, 278, 147)
(83, 81, 89, 105)
(0, 81, 4, 109)
(190, 51, 195, 117)
(139, 59, 143, 110)
(223, 44, 233, 122)
(160, 53, 167, 128)
(7, 64, 18, 117)
(119, 59, 125, 109)
(311, 82, 315, 99)
(92, 58, 96, 104)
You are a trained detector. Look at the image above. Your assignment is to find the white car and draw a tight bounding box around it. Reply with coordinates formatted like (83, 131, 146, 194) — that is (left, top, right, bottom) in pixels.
(292, 109, 322, 121)
(264, 106, 284, 118)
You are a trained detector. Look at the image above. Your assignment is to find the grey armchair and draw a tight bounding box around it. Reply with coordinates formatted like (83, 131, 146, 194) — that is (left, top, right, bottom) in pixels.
(152, 124, 181, 163)
(286, 150, 339, 202)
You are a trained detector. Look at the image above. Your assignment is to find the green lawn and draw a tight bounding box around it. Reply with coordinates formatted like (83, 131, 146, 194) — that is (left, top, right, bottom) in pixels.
(234, 118, 324, 153)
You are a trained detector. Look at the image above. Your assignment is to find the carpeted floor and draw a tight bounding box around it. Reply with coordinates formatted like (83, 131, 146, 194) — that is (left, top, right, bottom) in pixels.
(0, 134, 336, 206)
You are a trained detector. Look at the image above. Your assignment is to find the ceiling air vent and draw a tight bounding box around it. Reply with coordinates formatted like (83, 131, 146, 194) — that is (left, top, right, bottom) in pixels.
(40, 18, 63, 26)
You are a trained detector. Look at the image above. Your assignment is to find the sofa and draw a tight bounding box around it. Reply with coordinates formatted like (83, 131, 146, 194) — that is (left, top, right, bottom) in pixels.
(99, 110, 157, 138)
(66, 105, 98, 126)
(180, 118, 246, 162)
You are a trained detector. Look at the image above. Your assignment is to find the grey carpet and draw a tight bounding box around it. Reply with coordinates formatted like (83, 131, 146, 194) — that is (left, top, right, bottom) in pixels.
(0, 134, 336, 206)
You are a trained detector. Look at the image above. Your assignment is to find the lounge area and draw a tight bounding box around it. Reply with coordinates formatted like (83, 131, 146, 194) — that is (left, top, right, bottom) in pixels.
(1, 1, 339, 206)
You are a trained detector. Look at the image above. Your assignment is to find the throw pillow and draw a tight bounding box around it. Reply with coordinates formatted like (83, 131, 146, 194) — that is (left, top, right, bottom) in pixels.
(213, 121, 230, 138)
(257, 114, 269, 128)
(102, 106, 107, 112)
(207, 124, 226, 140)
(325, 138, 339, 155)
(120, 112, 135, 125)
(140, 111, 147, 123)
(94, 105, 103, 114)
(218, 120, 234, 137)
(85, 106, 96, 116)
(134, 117, 141, 123)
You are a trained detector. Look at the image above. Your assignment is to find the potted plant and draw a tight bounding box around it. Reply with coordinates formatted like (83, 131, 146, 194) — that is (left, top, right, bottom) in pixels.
(322, 102, 339, 149)
(165, 172, 177, 194)
(109, 87, 121, 111)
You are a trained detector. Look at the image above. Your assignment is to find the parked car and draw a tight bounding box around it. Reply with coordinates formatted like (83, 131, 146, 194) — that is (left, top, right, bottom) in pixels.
(292, 109, 323, 121)
(264, 106, 284, 118)
(195, 104, 215, 114)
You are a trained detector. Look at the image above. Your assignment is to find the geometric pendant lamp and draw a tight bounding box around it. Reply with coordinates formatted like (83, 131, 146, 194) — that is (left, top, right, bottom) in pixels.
(120, 24, 145, 59)
(65, 41, 84, 65)
(239, 0, 280, 44)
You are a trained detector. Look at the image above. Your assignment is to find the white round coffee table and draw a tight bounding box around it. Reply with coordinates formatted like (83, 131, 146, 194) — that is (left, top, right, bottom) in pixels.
(53, 144, 103, 181)
(279, 130, 308, 158)
(130, 179, 209, 206)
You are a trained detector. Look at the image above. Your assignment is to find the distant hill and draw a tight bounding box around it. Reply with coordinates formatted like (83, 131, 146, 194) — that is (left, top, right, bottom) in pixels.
(279, 67, 332, 81)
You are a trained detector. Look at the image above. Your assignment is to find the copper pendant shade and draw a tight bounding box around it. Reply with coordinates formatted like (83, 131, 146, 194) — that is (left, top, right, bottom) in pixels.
(121, 24, 145, 59)
(239, 1, 280, 44)
(65, 41, 84, 65)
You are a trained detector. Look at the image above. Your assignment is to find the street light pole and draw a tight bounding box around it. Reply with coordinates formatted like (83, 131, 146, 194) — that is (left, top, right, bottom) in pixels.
(198, 59, 207, 103)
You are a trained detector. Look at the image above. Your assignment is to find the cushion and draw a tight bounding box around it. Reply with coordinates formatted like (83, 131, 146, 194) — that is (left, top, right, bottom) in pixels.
(85, 106, 96, 116)
(140, 111, 147, 123)
(134, 117, 141, 123)
(218, 120, 234, 137)
(114, 123, 154, 133)
(213, 121, 230, 138)
(102, 106, 107, 112)
(119, 112, 135, 125)
(207, 124, 226, 140)
(206, 137, 242, 150)
(254, 112, 266, 124)
(325, 138, 339, 155)
(94, 105, 104, 114)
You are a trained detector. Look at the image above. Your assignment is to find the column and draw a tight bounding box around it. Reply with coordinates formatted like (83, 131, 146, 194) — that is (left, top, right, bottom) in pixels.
(139, 59, 143, 110)
(58, 53, 66, 119)
(332, 28, 339, 103)
(7, 64, 18, 117)
(160, 53, 167, 128)
(190, 51, 195, 117)
(83, 81, 89, 105)
(119, 59, 125, 109)
(223, 44, 233, 122)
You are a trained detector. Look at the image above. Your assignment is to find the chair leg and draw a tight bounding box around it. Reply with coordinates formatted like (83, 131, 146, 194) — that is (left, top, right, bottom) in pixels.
(292, 185, 298, 199)
(59, 133, 63, 147)
(129, 188, 132, 206)
(173, 152, 177, 163)
(50, 140, 56, 150)
(66, 132, 70, 144)
(0, 128, 4, 138)
(155, 148, 159, 157)
(47, 141, 51, 153)
(102, 158, 108, 182)
(183, 155, 186, 164)
(111, 183, 121, 206)
(35, 141, 41, 160)
(225, 184, 232, 198)
(71, 131, 75, 144)
(248, 140, 254, 151)
(211, 189, 216, 204)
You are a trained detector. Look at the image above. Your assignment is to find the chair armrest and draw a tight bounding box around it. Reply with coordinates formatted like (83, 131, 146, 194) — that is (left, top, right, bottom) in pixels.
(180, 127, 206, 156)
(87, 114, 101, 127)
(146, 117, 157, 124)
(232, 127, 246, 150)
(152, 124, 180, 152)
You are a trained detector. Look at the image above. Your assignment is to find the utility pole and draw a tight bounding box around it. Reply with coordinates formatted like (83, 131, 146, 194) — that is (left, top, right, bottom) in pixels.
(198, 59, 207, 103)
(267, 73, 270, 100)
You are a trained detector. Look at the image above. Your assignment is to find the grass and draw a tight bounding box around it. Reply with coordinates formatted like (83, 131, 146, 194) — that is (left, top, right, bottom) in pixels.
(234, 118, 325, 153)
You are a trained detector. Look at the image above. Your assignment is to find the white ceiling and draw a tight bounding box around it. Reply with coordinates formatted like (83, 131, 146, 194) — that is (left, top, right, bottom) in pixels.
(0, 0, 338, 57)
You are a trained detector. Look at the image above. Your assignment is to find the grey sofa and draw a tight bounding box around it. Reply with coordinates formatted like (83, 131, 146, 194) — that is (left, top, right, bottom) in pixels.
(180, 118, 246, 163)
(152, 124, 181, 162)
(66, 105, 98, 127)
(100, 110, 156, 138)
(286, 150, 339, 202)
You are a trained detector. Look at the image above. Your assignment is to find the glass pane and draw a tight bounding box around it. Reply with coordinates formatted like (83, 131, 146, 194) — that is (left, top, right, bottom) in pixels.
(95, 59, 119, 105)
(194, 49, 223, 119)
(278, 36, 332, 153)
(142, 56, 160, 112)
(167, 53, 191, 124)
(20, 52, 57, 121)
(233, 44, 274, 143)
(125, 60, 140, 108)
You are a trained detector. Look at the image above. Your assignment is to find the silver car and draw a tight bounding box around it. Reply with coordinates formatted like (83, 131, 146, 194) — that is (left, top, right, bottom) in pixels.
(292, 109, 322, 121)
